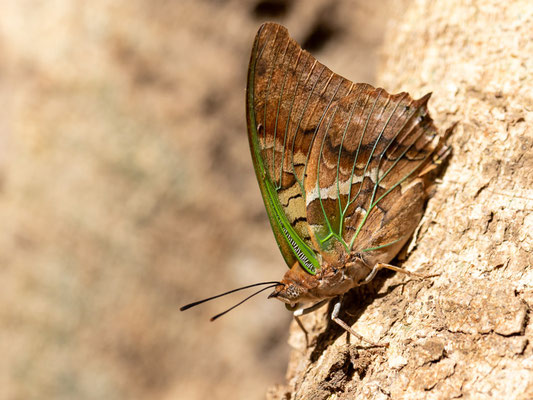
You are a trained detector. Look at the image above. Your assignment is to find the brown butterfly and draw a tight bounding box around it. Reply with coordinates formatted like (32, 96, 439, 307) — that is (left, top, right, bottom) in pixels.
(182, 22, 451, 346)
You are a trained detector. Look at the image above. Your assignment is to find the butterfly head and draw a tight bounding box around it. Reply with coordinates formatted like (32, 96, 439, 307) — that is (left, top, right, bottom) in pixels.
(268, 281, 304, 306)
(268, 261, 325, 307)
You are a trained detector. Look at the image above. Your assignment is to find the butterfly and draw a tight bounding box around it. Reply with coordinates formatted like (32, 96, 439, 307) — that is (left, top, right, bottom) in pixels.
(182, 22, 451, 346)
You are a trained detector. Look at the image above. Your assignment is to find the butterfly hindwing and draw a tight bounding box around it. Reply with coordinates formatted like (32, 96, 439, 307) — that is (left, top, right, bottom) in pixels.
(304, 86, 448, 264)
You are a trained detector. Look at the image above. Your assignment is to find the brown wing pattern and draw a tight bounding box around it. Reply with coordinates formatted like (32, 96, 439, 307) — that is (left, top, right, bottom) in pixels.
(249, 22, 450, 270)
(250, 22, 354, 248)
(304, 86, 449, 264)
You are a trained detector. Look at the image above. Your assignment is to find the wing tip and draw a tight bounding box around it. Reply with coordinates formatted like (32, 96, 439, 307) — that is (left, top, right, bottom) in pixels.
(257, 21, 287, 37)
(418, 92, 432, 105)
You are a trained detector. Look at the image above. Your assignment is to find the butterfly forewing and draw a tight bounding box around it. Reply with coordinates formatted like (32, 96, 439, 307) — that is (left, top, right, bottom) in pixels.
(247, 22, 449, 273)
(247, 23, 353, 273)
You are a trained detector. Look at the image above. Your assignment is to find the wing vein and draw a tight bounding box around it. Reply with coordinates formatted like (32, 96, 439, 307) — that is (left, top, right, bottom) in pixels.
(261, 26, 283, 179)
(273, 37, 292, 188)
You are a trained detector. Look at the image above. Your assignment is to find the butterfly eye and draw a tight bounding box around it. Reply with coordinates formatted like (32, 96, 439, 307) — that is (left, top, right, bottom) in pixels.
(285, 303, 299, 311)
(287, 284, 301, 299)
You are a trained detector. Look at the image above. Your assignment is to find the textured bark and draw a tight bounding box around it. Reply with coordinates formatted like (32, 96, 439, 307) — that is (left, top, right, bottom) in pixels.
(268, 1, 533, 399)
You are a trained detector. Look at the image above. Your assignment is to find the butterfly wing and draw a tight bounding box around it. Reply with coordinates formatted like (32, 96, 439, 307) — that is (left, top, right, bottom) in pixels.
(247, 22, 449, 273)
(304, 85, 450, 265)
(246, 23, 355, 274)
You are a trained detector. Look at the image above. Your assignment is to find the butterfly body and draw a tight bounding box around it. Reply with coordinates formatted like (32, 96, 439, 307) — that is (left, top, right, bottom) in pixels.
(181, 23, 451, 344)
(247, 23, 450, 313)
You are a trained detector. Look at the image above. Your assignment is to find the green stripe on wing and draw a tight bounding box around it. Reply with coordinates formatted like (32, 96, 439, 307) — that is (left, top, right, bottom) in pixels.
(246, 25, 320, 275)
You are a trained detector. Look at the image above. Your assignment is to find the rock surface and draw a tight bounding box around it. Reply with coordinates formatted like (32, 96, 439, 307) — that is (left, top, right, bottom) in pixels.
(270, 0, 533, 399)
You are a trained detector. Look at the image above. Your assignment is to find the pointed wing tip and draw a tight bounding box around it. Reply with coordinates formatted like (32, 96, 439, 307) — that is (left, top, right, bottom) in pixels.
(443, 121, 459, 140)
(257, 21, 287, 36)
(259, 21, 280, 29)
(254, 23, 290, 53)
(419, 92, 432, 104)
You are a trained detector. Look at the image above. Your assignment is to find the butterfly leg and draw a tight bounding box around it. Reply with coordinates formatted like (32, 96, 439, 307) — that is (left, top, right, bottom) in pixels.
(293, 316, 309, 347)
(364, 263, 438, 284)
(292, 299, 329, 347)
(331, 295, 387, 347)
(293, 299, 330, 317)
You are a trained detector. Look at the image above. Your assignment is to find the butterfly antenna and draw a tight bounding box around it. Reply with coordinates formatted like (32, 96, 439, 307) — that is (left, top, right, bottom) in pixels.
(210, 283, 281, 321)
(180, 281, 283, 312)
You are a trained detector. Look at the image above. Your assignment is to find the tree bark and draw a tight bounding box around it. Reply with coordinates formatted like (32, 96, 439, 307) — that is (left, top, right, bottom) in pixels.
(268, 0, 533, 399)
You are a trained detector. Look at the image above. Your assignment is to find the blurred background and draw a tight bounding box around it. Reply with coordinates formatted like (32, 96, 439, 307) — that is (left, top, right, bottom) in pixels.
(0, 0, 398, 399)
